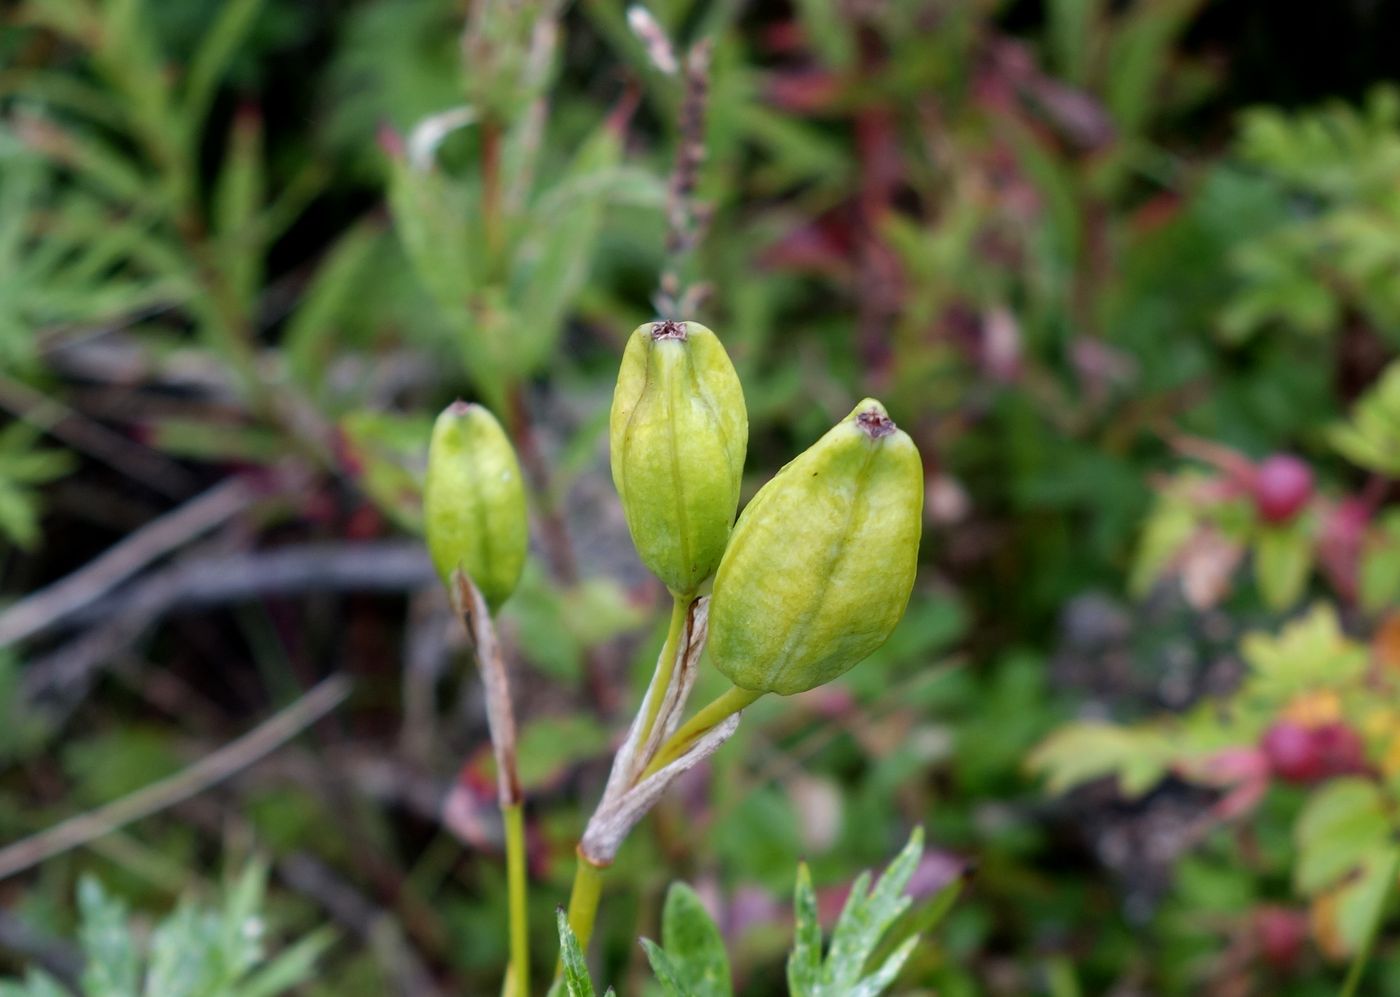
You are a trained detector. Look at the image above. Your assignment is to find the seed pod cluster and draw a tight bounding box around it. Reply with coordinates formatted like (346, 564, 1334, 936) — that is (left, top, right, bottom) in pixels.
(424, 401, 529, 611)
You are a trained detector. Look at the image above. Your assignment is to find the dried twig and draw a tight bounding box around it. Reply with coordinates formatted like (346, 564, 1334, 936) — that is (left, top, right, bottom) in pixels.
(0, 476, 263, 648)
(0, 909, 82, 993)
(59, 540, 436, 637)
(654, 37, 714, 320)
(20, 540, 434, 720)
(0, 373, 197, 499)
(0, 675, 351, 881)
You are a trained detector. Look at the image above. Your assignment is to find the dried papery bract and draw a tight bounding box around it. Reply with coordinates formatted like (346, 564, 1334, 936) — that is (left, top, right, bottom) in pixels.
(707, 398, 925, 695)
(610, 320, 747, 599)
(449, 568, 520, 806)
(564, 598, 745, 954)
(581, 600, 715, 859)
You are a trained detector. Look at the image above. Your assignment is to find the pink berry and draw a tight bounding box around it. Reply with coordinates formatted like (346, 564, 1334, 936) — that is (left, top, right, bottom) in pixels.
(1262, 722, 1323, 783)
(1262, 721, 1368, 784)
(1253, 455, 1314, 523)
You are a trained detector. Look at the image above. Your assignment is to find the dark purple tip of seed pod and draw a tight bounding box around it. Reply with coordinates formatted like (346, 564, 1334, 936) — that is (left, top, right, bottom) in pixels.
(651, 320, 688, 341)
(856, 408, 896, 439)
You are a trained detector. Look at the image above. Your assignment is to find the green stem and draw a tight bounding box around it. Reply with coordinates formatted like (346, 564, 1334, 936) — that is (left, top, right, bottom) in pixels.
(640, 684, 764, 781)
(503, 802, 530, 996)
(637, 594, 690, 750)
(565, 852, 606, 954)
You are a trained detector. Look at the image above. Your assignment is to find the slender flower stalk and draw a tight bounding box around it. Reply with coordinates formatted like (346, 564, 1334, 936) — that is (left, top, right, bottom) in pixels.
(563, 851, 606, 952)
(637, 594, 691, 751)
(639, 685, 764, 781)
(425, 401, 532, 995)
(503, 802, 529, 996)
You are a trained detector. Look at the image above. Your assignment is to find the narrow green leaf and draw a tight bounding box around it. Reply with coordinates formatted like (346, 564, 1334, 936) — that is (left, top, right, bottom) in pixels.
(182, 0, 265, 137)
(1255, 521, 1313, 611)
(284, 219, 384, 399)
(235, 927, 336, 997)
(213, 106, 266, 317)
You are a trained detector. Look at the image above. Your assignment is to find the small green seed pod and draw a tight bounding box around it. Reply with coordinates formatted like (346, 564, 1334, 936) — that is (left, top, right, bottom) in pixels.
(424, 401, 528, 611)
(706, 399, 923, 695)
(610, 320, 747, 597)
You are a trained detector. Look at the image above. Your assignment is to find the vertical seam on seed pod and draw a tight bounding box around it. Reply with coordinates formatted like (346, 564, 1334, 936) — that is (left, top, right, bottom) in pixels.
(665, 346, 694, 589)
(766, 437, 879, 693)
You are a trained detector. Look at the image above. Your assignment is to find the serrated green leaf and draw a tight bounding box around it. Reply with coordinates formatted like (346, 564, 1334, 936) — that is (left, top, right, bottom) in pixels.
(557, 908, 596, 997)
(823, 828, 921, 992)
(847, 935, 917, 997)
(641, 938, 698, 997)
(658, 884, 730, 997)
(78, 876, 139, 997)
(1295, 778, 1391, 895)
(1240, 603, 1369, 703)
(787, 829, 930, 997)
(1026, 722, 1174, 798)
(787, 863, 822, 996)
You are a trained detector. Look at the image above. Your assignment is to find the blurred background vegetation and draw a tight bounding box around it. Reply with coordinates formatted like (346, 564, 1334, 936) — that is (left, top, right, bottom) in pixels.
(3, 0, 1400, 993)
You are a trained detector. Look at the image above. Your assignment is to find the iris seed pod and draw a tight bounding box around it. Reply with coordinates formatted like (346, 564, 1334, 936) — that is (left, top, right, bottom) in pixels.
(706, 399, 923, 695)
(424, 401, 528, 611)
(610, 320, 747, 597)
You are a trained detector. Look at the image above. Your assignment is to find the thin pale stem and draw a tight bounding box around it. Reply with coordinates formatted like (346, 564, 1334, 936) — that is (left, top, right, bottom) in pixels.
(637, 593, 691, 750)
(640, 684, 764, 781)
(503, 802, 530, 996)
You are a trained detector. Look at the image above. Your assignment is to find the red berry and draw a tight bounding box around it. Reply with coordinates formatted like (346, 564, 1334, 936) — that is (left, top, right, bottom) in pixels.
(1262, 721, 1368, 784)
(1312, 722, 1368, 778)
(1254, 905, 1308, 971)
(1253, 455, 1314, 523)
(1262, 722, 1323, 783)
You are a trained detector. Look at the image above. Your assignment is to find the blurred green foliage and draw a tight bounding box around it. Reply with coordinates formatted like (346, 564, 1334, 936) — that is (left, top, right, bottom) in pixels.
(4, 0, 1400, 993)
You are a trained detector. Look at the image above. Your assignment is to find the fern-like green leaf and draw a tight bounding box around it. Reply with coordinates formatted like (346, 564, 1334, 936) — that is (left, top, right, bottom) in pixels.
(786, 827, 928, 997)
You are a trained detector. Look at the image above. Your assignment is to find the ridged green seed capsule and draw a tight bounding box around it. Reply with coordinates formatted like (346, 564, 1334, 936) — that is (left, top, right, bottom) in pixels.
(424, 401, 528, 611)
(706, 399, 923, 695)
(610, 320, 747, 597)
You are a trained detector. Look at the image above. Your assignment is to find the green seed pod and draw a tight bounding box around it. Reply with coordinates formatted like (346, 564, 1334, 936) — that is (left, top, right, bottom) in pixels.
(424, 401, 528, 611)
(706, 399, 923, 695)
(610, 320, 747, 597)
